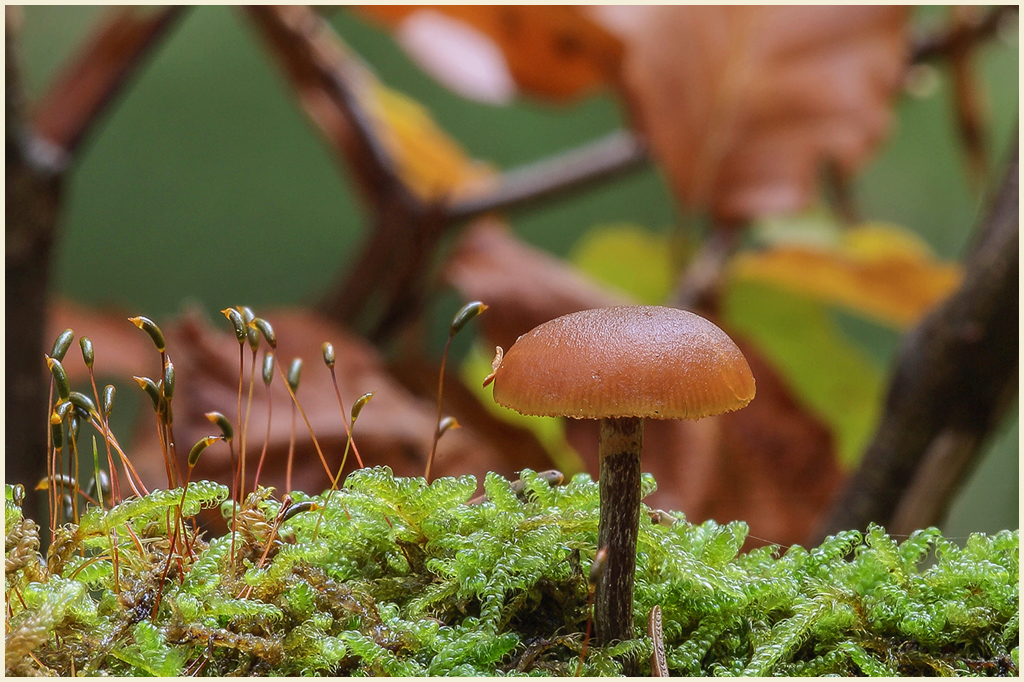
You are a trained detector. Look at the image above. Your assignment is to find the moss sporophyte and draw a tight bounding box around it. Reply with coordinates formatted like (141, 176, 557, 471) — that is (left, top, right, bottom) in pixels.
(4, 308, 1018, 676)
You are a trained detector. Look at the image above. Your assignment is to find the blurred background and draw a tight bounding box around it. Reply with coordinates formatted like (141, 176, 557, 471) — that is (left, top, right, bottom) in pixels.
(8, 6, 1018, 545)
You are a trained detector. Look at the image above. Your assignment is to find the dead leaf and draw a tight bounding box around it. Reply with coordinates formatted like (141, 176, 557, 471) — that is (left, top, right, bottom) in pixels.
(443, 223, 843, 547)
(441, 218, 631, 352)
(731, 222, 963, 328)
(387, 354, 555, 477)
(588, 5, 909, 220)
(358, 6, 623, 102)
(46, 297, 154, 383)
(59, 307, 518, 509)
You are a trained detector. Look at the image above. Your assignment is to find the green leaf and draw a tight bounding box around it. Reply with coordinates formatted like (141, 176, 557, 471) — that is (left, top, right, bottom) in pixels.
(461, 343, 585, 475)
(569, 223, 676, 304)
(722, 280, 883, 469)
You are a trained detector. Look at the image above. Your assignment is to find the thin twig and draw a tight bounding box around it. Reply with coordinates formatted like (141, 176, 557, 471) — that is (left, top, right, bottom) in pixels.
(947, 5, 989, 191)
(670, 225, 743, 314)
(445, 130, 649, 223)
(911, 5, 1017, 64)
(249, 6, 653, 343)
(813, 140, 1018, 542)
(244, 5, 408, 208)
(30, 7, 187, 170)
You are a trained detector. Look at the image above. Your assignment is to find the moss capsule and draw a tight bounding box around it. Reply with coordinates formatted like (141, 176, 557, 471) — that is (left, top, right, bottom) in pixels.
(46, 356, 71, 401)
(205, 411, 234, 442)
(162, 358, 175, 401)
(50, 329, 74, 361)
(128, 316, 166, 352)
(281, 500, 321, 523)
(133, 376, 161, 412)
(222, 308, 246, 343)
(321, 342, 335, 368)
(252, 318, 277, 349)
(262, 352, 275, 387)
(79, 337, 94, 369)
(287, 358, 302, 393)
(68, 391, 97, 417)
(450, 301, 488, 336)
(102, 385, 116, 417)
(51, 401, 73, 424)
(351, 392, 375, 423)
(188, 435, 222, 468)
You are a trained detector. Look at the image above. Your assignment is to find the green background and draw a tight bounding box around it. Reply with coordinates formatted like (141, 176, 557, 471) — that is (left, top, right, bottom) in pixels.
(15, 6, 1018, 539)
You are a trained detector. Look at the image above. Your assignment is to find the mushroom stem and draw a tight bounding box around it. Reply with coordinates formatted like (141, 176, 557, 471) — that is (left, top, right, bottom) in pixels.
(595, 416, 643, 661)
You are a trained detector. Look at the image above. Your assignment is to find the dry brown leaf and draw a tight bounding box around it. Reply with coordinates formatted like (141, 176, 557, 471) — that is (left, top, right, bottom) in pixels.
(588, 5, 909, 220)
(97, 308, 516, 506)
(441, 218, 631, 352)
(358, 6, 623, 102)
(46, 297, 154, 383)
(731, 223, 963, 328)
(387, 354, 555, 477)
(444, 222, 843, 547)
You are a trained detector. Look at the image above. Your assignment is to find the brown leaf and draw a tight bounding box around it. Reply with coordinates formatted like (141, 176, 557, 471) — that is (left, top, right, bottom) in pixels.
(441, 218, 631, 352)
(358, 6, 623, 102)
(444, 223, 843, 547)
(93, 308, 516, 508)
(45, 297, 154, 383)
(589, 5, 909, 220)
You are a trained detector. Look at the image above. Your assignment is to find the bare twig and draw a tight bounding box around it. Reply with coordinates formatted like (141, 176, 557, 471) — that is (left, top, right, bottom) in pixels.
(947, 5, 989, 191)
(246, 5, 438, 337)
(30, 7, 186, 170)
(670, 226, 742, 314)
(244, 5, 409, 210)
(911, 5, 1017, 64)
(248, 6, 653, 343)
(7, 15, 61, 521)
(813, 141, 1018, 542)
(445, 130, 648, 223)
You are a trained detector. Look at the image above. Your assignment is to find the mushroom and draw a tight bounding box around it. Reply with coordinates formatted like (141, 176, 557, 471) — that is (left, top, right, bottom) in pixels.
(490, 305, 755, 650)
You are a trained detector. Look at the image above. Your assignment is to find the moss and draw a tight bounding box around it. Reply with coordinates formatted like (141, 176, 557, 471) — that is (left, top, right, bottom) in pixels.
(4, 472, 1019, 676)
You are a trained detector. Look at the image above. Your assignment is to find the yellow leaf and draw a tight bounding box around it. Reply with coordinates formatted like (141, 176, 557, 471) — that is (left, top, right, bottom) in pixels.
(461, 342, 585, 476)
(569, 224, 676, 304)
(366, 82, 495, 202)
(731, 222, 962, 329)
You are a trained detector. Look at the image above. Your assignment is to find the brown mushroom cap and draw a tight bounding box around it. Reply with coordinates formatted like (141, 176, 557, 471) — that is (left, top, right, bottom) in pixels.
(492, 305, 755, 420)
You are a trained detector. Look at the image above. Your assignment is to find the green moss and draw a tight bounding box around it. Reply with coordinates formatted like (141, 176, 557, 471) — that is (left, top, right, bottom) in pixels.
(4, 472, 1018, 676)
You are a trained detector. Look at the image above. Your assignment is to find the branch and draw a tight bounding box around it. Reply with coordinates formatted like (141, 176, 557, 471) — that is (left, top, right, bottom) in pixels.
(29, 7, 186, 172)
(947, 6, 990, 192)
(911, 5, 1017, 64)
(6, 13, 60, 507)
(244, 5, 410, 210)
(670, 225, 742, 314)
(813, 141, 1018, 542)
(248, 6, 652, 341)
(445, 130, 648, 224)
